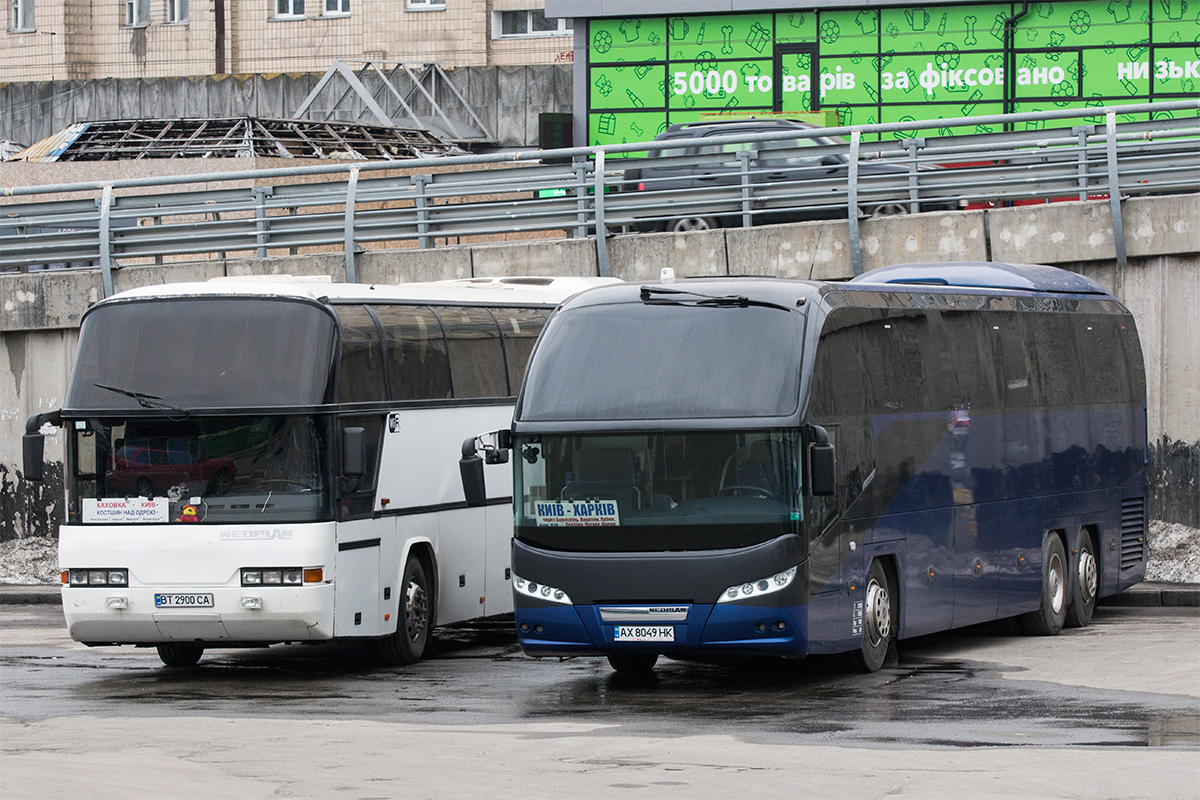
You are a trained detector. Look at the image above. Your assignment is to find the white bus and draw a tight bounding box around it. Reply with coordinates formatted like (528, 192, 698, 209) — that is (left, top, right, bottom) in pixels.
(23, 274, 613, 667)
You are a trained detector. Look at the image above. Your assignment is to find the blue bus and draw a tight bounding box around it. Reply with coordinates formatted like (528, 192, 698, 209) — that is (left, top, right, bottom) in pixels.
(462, 262, 1149, 673)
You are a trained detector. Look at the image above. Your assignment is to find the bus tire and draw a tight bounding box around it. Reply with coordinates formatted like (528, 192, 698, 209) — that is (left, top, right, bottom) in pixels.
(377, 555, 431, 666)
(1065, 533, 1098, 629)
(156, 643, 204, 667)
(607, 653, 658, 674)
(1023, 535, 1067, 636)
(845, 559, 894, 673)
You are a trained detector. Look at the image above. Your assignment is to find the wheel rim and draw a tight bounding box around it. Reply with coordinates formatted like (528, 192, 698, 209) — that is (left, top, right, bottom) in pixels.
(870, 203, 910, 217)
(405, 579, 428, 643)
(1048, 551, 1065, 614)
(673, 217, 711, 232)
(865, 577, 891, 645)
(1078, 550, 1097, 602)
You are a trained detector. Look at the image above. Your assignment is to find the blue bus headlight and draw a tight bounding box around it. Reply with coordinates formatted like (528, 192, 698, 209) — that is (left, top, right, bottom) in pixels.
(513, 574, 572, 605)
(717, 566, 798, 603)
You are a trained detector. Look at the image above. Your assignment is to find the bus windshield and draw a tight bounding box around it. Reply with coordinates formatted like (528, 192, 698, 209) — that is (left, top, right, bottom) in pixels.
(65, 297, 337, 411)
(514, 430, 801, 552)
(518, 300, 804, 421)
(67, 415, 334, 525)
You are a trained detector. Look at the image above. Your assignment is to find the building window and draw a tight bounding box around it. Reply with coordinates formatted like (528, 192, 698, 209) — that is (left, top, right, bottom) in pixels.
(166, 0, 187, 23)
(494, 9, 571, 38)
(406, 0, 444, 10)
(276, 0, 304, 18)
(323, 0, 348, 13)
(11, 0, 34, 30)
(123, 0, 149, 26)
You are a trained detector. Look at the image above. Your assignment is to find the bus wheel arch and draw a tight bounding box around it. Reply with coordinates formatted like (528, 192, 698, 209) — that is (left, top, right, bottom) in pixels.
(846, 557, 898, 673)
(377, 543, 436, 666)
(1065, 526, 1099, 629)
(1023, 531, 1068, 636)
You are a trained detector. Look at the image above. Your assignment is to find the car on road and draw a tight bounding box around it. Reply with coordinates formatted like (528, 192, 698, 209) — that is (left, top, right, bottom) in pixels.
(621, 118, 953, 232)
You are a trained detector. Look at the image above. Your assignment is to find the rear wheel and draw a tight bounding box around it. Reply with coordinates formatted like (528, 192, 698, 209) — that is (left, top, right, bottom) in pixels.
(845, 560, 894, 673)
(377, 555, 431, 666)
(667, 216, 718, 233)
(607, 653, 658, 674)
(1022, 535, 1067, 636)
(1065, 534, 1098, 628)
(156, 643, 204, 668)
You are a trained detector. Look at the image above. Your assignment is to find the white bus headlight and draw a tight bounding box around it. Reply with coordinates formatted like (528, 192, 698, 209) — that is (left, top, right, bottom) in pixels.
(512, 574, 572, 605)
(66, 568, 128, 587)
(717, 566, 798, 603)
(242, 567, 313, 587)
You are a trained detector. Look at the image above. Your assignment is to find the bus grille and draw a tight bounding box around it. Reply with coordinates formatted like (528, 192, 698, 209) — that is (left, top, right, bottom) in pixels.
(1120, 497, 1147, 571)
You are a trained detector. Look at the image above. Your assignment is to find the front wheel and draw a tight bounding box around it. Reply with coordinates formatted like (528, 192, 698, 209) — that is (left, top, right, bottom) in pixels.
(1022, 535, 1067, 636)
(156, 643, 204, 668)
(845, 559, 894, 673)
(1065, 534, 1098, 628)
(377, 555, 431, 666)
(667, 216, 718, 233)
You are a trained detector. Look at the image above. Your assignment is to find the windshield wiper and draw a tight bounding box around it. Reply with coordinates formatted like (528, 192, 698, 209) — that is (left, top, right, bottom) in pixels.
(639, 285, 793, 312)
(94, 383, 192, 417)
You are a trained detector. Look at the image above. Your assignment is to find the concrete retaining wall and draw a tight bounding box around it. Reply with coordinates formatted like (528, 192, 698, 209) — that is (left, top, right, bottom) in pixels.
(3, 194, 1197, 539)
(0, 67, 573, 151)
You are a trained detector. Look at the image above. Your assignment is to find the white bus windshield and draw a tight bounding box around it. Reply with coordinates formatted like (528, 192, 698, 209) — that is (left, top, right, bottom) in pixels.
(67, 415, 333, 524)
(66, 297, 336, 411)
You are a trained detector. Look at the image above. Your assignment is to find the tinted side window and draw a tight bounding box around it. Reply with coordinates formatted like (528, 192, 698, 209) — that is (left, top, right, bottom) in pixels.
(1076, 313, 1130, 404)
(494, 308, 548, 394)
(860, 310, 943, 414)
(336, 306, 386, 403)
(338, 415, 383, 519)
(1024, 312, 1079, 407)
(373, 305, 451, 401)
(988, 311, 1035, 408)
(943, 310, 1001, 409)
(435, 306, 508, 398)
(810, 307, 874, 418)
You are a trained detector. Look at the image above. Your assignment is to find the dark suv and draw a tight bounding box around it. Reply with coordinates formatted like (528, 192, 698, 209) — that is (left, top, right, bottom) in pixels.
(622, 118, 946, 233)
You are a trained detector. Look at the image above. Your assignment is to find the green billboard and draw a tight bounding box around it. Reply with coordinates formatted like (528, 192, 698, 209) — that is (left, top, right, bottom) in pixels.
(585, 1, 1200, 151)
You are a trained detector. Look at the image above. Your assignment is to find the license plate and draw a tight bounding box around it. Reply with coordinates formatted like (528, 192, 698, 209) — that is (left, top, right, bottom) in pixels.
(154, 593, 214, 608)
(614, 625, 674, 642)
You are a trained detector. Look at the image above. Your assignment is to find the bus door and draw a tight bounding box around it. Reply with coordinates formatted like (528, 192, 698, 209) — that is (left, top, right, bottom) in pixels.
(774, 44, 816, 116)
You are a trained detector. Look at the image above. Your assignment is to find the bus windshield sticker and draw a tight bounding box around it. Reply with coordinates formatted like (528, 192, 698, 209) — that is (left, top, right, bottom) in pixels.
(534, 500, 620, 527)
(83, 498, 170, 524)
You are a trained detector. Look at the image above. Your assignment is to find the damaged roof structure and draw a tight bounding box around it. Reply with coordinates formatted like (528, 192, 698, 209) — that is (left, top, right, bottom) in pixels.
(12, 118, 464, 162)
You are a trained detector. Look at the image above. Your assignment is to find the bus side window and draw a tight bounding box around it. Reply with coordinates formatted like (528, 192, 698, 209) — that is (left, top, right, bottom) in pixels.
(495, 308, 549, 393)
(373, 305, 452, 401)
(335, 305, 387, 403)
(434, 306, 508, 398)
(339, 416, 383, 519)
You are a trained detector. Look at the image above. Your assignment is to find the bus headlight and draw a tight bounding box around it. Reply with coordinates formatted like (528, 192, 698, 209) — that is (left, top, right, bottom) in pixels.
(65, 568, 128, 587)
(717, 566, 798, 603)
(241, 568, 313, 586)
(512, 574, 572, 605)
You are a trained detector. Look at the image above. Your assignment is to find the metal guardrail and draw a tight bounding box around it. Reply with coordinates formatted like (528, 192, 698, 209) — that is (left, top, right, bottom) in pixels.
(2, 100, 1198, 290)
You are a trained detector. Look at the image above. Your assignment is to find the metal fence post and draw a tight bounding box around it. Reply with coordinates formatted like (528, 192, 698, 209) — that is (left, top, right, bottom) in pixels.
(254, 186, 272, 257)
(904, 137, 924, 213)
(1104, 111, 1128, 272)
(594, 150, 609, 278)
(415, 174, 431, 249)
(1073, 126, 1090, 202)
(574, 157, 589, 239)
(99, 185, 114, 297)
(344, 167, 360, 283)
(847, 130, 863, 277)
(739, 148, 753, 228)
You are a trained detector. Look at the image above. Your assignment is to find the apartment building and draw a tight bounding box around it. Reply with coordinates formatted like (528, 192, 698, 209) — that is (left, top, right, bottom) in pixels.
(2, 0, 575, 82)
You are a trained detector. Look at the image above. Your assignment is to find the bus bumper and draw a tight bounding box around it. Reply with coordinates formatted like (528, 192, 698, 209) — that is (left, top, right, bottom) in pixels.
(61, 584, 336, 645)
(516, 601, 809, 658)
